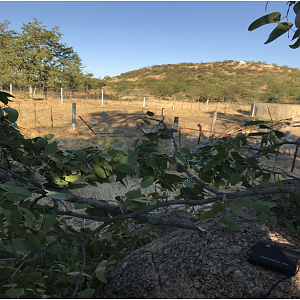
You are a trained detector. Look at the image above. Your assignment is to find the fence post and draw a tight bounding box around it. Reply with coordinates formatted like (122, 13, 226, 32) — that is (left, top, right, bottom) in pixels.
(171, 117, 179, 152)
(102, 90, 104, 105)
(51, 107, 54, 129)
(206, 99, 209, 113)
(143, 97, 146, 108)
(61, 88, 63, 104)
(210, 111, 217, 139)
(172, 97, 175, 110)
(72, 103, 76, 130)
(9, 84, 12, 100)
(251, 102, 256, 117)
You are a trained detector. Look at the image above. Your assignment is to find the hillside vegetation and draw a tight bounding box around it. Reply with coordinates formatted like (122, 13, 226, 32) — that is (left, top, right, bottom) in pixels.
(102, 60, 300, 104)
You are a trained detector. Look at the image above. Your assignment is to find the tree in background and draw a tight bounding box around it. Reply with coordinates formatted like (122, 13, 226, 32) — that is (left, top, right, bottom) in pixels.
(0, 19, 98, 98)
(0, 20, 18, 88)
(16, 19, 82, 99)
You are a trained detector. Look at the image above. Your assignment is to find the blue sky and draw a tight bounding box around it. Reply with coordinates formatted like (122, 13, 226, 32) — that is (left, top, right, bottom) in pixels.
(1, 1, 299, 78)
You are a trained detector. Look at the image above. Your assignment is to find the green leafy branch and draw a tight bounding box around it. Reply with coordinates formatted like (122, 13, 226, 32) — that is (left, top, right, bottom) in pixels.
(248, 2, 300, 48)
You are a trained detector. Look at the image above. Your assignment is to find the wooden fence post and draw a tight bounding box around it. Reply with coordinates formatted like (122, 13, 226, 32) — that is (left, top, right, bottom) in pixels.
(72, 103, 76, 130)
(210, 111, 217, 139)
(51, 107, 54, 129)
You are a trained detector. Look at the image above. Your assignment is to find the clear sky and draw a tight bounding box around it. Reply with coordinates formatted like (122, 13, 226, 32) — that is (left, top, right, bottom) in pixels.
(1, 1, 299, 78)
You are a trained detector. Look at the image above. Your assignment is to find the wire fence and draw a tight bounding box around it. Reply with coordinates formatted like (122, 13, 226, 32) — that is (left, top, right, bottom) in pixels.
(0, 86, 102, 101)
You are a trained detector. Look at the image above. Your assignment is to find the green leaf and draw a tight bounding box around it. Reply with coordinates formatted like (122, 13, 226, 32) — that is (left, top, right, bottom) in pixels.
(2, 209, 11, 222)
(203, 159, 218, 173)
(22, 139, 39, 151)
(260, 201, 277, 208)
(0, 91, 14, 105)
(125, 189, 141, 199)
(8, 186, 31, 197)
(183, 180, 194, 188)
(44, 133, 55, 140)
(221, 217, 244, 231)
(77, 289, 95, 299)
(12, 238, 27, 252)
(232, 197, 252, 208)
(259, 180, 276, 188)
(46, 191, 69, 200)
(175, 152, 187, 164)
(294, 2, 300, 14)
(19, 207, 34, 218)
(132, 197, 149, 203)
(264, 22, 293, 44)
(74, 203, 90, 210)
(260, 213, 268, 224)
(114, 163, 133, 174)
(5, 288, 24, 299)
(289, 37, 300, 49)
(164, 173, 182, 184)
(64, 174, 82, 182)
(146, 111, 154, 116)
(252, 202, 271, 215)
(67, 271, 92, 278)
(0, 180, 16, 191)
(269, 216, 277, 229)
(199, 208, 219, 220)
(199, 203, 224, 219)
(42, 214, 57, 232)
(273, 130, 285, 139)
(92, 164, 107, 178)
(46, 236, 56, 244)
(145, 156, 157, 168)
(285, 220, 297, 233)
(272, 193, 284, 200)
(229, 203, 248, 218)
(95, 260, 108, 283)
(248, 12, 281, 31)
(3, 107, 18, 123)
(141, 177, 155, 188)
(42, 142, 57, 156)
(229, 173, 241, 186)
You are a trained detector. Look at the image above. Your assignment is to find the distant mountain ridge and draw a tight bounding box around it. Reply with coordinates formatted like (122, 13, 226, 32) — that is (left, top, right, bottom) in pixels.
(102, 61, 300, 104)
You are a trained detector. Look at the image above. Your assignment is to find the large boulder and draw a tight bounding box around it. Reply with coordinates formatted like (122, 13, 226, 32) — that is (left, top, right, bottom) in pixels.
(98, 183, 300, 298)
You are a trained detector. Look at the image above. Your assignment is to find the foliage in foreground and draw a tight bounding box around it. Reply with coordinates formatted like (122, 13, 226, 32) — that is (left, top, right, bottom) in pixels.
(0, 91, 300, 298)
(249, 1, 300, 49)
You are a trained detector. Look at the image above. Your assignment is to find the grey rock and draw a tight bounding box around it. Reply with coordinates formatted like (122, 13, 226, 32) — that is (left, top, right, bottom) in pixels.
(98, 181, 300, 298)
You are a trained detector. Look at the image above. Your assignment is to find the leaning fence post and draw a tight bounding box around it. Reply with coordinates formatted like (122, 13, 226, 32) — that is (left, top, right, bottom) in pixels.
(72, 103, 76, 130)
(171, 117, 179, 152)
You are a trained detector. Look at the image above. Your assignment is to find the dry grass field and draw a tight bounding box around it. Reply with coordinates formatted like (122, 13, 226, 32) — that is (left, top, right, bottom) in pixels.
(9, 96, 253, 150)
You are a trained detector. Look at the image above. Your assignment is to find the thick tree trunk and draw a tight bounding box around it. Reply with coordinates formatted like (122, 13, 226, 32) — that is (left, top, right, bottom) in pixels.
(29, 86, 36, 100)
